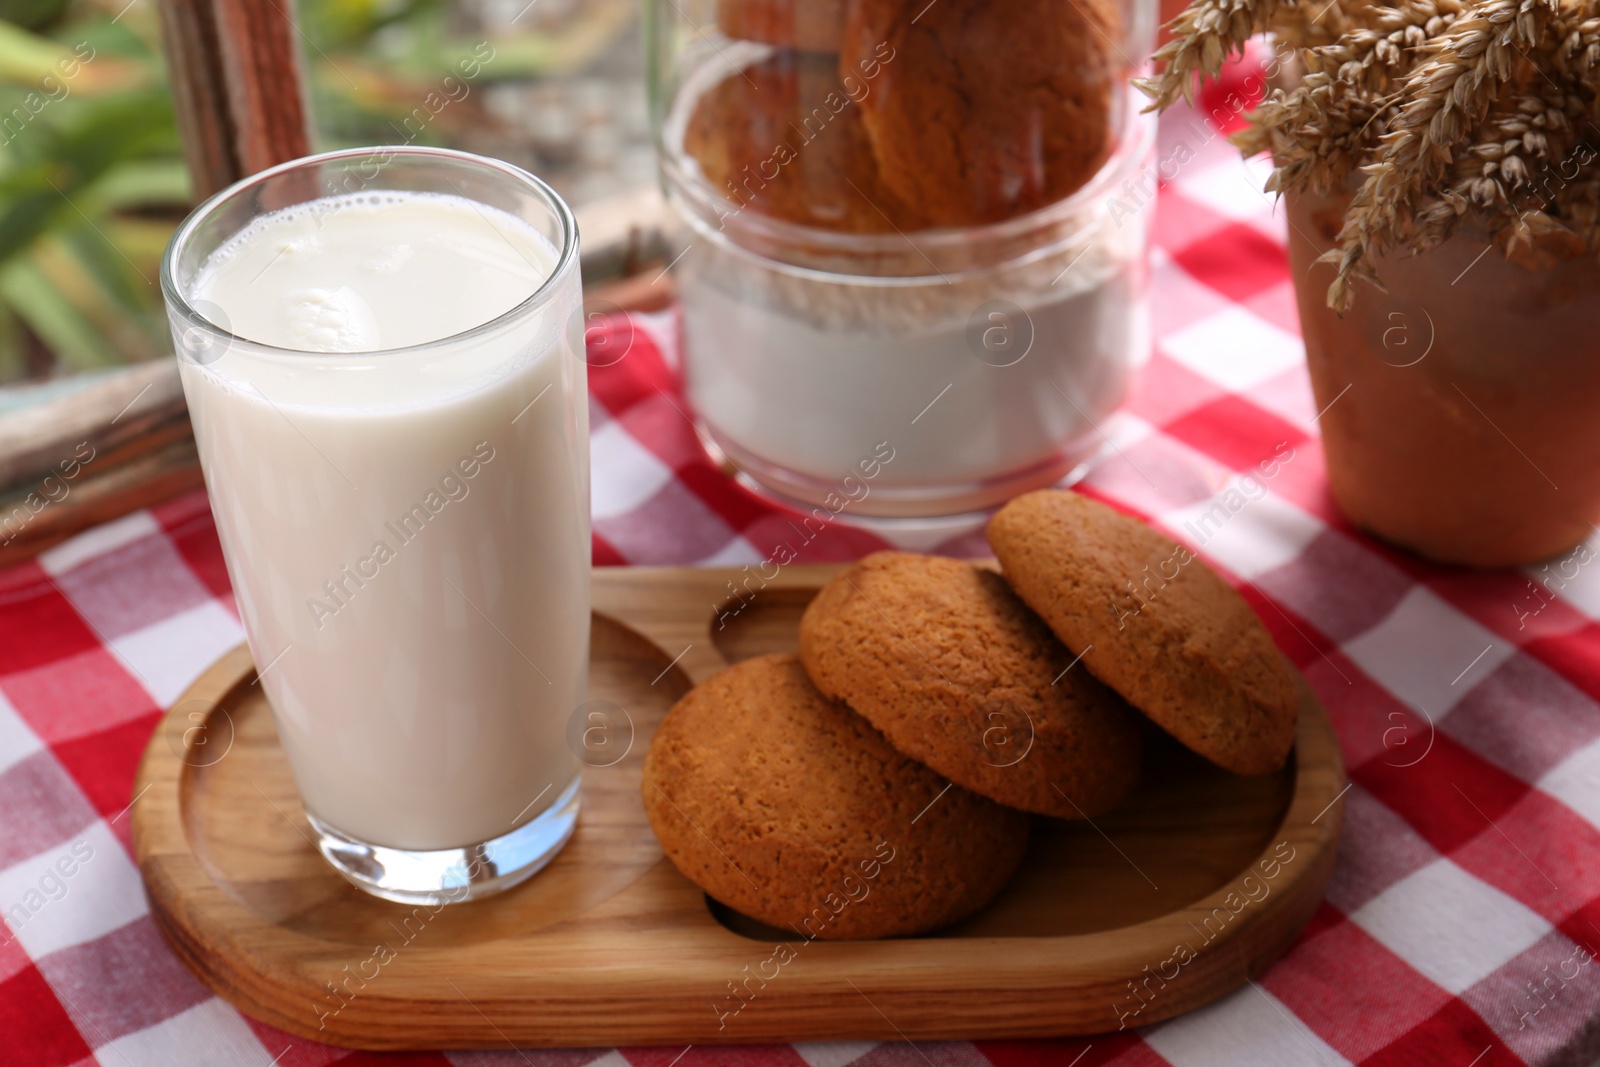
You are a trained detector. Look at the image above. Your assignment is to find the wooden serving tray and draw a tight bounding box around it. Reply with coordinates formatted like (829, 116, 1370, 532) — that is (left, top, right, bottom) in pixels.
(132, 564, 1346, 1050)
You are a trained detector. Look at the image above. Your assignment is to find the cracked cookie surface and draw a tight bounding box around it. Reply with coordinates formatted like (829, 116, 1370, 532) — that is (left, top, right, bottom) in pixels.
(798, 552, 1144, 818)
(643, 653, 1028, 939)
(988, 490, 1299, 776)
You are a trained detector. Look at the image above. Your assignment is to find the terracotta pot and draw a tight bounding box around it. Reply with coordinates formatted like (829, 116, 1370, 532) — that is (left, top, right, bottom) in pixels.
(1286, 191, 1600, 568)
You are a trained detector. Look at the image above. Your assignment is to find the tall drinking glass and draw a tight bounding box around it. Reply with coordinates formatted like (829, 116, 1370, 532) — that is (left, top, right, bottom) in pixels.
(160, 147, 589, 904)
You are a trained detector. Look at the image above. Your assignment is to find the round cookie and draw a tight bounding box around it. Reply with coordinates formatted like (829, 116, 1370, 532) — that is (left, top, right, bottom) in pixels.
(642, 653, 1028, 939)
(840, 0, 1118, 226)
(987, 490, 1299, 776)
(682, 51, 926, 234)
(716, 0, 845, 52)
(798, 552, 1143, 819)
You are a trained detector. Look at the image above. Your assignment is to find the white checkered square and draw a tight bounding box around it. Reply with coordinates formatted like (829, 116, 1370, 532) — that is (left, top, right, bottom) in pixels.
(697, 535, 764, 566)
(0, 687, 43, 778)
(795, 1042, 880, 1067)
(632, 309, 680, 372)
(1145, 982, 1351, 1066)
(1160, 307, 1305, 392)
(1350, 857, 1552, 995)
(1539, 734, 1600, 832)
(1341, 587, 1514, 717)
(1523, 534, 1600, 622)
(590, 417, 676, 521)
(1169, 154, 1279, 225)
(105, 600, 245, 707)
(91, 998, 277, 1066)
(39, 512, 162, 577)
(1163, 488, 1324, 579)
(0, 821, 147, 958)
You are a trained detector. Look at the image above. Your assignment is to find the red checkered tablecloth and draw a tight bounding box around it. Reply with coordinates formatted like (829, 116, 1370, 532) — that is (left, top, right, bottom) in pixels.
(7, 91, 1600, 1066)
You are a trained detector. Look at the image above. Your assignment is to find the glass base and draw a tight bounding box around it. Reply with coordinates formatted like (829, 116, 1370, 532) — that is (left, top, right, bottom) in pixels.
(696, 420, 1108, 528)
(307, 775, 582, 905)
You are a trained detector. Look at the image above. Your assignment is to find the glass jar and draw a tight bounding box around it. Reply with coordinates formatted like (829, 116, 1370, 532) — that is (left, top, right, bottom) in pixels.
(647, 0, 1157, 519)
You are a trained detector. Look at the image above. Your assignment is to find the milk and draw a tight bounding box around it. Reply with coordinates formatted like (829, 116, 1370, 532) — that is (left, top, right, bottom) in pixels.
(177, 192, 588, 853)
(681, 259, 1147, 489)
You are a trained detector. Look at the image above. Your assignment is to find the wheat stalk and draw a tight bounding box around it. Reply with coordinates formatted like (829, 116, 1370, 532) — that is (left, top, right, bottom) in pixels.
(1136, 0, 1298, 108)
(1326, 0, 1561, 306)
(1150, 0, 1600, 308)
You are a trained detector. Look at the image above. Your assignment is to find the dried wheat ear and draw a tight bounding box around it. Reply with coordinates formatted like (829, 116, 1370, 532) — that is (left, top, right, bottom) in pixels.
(1137, 0, 1600, 308)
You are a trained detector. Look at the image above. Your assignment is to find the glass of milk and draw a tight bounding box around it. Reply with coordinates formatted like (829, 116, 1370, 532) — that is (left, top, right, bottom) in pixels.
(160, 148, 588, 904)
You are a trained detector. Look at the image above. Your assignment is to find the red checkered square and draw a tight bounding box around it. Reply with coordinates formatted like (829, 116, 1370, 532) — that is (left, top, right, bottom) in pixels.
(975, 1036, 1141, 1067)
(589, 322, 675, 418)
(1451, 789, 1600, 927)
(1359, 998, 1510, 1067)
(1161, 395, 1310, 478)
(1169, 223, 1289, 305)
(1, 647, 158, 747)
(1424, 569, 1563, 647)
(676, 463, 779, 538)
(0, 964, 93, 1065)
(593, 532, 629, 567)
(1526, 624, 1600, 706)
(1262, 915, 1453, 1062)
(50, 713, 160, 831)
(1240, 371, 1319, 441)
(1095, 1049, 1173, 1067)
(1246, 438, 1335, 527)
(1353, 733, 1531, 859)
(0, 565, 101, 676)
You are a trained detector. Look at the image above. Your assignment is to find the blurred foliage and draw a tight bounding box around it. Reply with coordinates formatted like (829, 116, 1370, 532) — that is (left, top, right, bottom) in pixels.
(0, 0, 633, 384)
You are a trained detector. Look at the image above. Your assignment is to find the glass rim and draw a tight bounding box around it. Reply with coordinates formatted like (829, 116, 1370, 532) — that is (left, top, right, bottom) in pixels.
(159, 145, 580, 359)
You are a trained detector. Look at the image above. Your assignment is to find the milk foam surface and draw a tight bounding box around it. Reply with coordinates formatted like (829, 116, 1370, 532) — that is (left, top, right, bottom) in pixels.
(179, 191, 588, 851)
(197, 192, 553, 353)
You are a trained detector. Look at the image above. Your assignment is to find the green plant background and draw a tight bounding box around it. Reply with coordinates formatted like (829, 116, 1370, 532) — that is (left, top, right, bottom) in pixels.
(0, 0, 643, 383)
